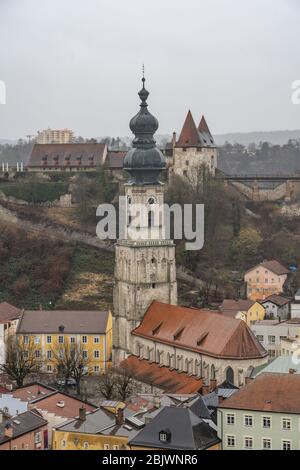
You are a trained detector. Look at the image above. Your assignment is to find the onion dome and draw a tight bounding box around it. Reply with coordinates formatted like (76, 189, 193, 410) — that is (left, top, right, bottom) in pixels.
(123, 75, 166, 185)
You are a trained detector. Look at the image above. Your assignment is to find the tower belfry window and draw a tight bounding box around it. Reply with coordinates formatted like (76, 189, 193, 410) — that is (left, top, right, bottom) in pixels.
(148, 210, 154, 228)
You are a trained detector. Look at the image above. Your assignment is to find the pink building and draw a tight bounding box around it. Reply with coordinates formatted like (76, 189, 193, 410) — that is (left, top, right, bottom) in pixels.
(0, 410, 48, 450)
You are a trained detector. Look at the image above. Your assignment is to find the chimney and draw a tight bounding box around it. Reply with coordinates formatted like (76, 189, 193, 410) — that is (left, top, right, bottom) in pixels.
(172, 132, 176, 147)
(245, 377, 253, 385)
(115, 408, 124, 426)
(78, 407, 86, 421)
(153, 394, 161, 409)
(210, 379, 217, 392)
(4, 423, 13, 439)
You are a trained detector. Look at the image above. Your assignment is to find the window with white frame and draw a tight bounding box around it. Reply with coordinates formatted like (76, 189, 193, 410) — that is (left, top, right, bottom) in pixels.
(47, 350, 52, 359)
(103, 444, 110, 450)
(83, 350, 88, 359)
(282, 418, 291, 431)
(282, 440, 291, 450)
(35, 432, 42, 444)
(47, 365, 52, 372)
(94, 350, 100, 359)
(262, 416, 271, 428)
(94, 336, 100, 344)
(244, 437, 253, 449)
(82, 336, 88, 344)
(23, 350, 29, 358)
(268, 335, 275, 345)
(35, 350, 40, 358)
(226, 413, 235, 425)
(262, 438, 272, 450)
(61, 440, 66, 448)
(46, 335, 52, 344)
(34, 336, 40, 345)
(244, 415, 253, 427)
(83, 442, 89, 450)
(256, 335, 264, 343)
(70, 336, 76, 343)
(226, 435, 235, 448)
(23, 335, 29, 344)
(94, 365, 100, 373)
(58, 336, 64, 344)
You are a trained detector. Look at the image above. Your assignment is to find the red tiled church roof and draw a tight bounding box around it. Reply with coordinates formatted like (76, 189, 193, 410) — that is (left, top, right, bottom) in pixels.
(121, 356, 203, 394)
(132, 301, 267, 360)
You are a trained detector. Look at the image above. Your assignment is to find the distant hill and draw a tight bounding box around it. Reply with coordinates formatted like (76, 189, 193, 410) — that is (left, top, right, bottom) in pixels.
(214, 130, 300, 146)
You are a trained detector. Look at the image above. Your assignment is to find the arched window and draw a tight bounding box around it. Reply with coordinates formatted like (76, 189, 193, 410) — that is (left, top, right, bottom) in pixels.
(226, 366, 234, 385)
(148, 210, 154, 228)
(211, 364, 216, 380)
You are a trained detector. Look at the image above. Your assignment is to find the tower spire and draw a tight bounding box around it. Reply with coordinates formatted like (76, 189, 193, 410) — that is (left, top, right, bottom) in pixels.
(123, 74, 166, 185)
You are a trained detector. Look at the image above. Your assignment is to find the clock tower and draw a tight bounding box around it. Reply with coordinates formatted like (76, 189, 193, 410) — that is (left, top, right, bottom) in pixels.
(113, 76, 177, 364)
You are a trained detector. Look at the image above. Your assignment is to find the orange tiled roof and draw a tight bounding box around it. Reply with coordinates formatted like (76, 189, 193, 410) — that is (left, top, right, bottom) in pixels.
(246, 260, 289, 276)
(0, 302, 21, 324)
(132, 301, 267, 360)
(176, 110, 201, 147)
(121, 356, 203, 394)
(27, 143, 106, 168)
(219, 373, 300, 413)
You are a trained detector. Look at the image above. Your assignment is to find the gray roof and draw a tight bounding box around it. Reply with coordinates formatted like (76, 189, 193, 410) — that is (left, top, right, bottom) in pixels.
(0, 411, 47, 444)
(252, 356, 300, 377)
(128, 407, 220, 450)
(17, 310, 110, 334)
(56, 408, 115, 434)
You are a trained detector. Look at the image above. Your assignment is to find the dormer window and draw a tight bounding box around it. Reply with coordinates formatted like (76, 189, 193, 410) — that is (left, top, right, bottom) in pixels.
(159, 429, 171, 443)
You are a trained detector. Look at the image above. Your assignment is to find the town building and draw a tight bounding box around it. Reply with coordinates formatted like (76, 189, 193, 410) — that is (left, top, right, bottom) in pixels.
(128, 406, 221, 450)
(261, 294, 291, 320)
(251, 318, 300, 358)
(217, 372, 300, 450)
(26, 142, 107, 172)
(290, 289, 300, 318)
(219, 299, 265, 326)
(0, 410, 48, 450)
(250, 356, 300, 378)
(36, 128, 74, 145)
(0, 302, 22, 365)
(244, 260, 289, 301)
(123, 301, 268, 388)
(113, 76, 177, 364)
(166, 111, 217, 181)
(280, 337, 299, 357)
(16, 310, 112, 375)
(52, 402, 154, 450)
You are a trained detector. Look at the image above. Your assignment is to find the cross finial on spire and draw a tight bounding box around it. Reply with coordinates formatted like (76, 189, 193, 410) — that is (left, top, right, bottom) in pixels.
(142, 64, 145, 87)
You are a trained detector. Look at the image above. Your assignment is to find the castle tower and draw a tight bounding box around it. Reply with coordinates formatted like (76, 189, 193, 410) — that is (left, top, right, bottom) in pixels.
(113, 75, 178, 364)
(171, 110, 217, 181)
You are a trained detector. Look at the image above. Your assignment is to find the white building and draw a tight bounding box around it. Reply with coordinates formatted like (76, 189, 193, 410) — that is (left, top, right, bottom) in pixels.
(261, 294, 291, 320)
(36, 128, 74, 144)
(291, 289, 300, 319)
(0, 303, 21, 365)
(251, 318, 300, 358)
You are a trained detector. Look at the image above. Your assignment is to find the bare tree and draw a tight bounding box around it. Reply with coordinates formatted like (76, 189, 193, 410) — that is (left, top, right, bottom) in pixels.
(51, 340, 91, 395)
(114, 365, 139, 402)
(0, 336, 41, 387)
(97, 367, 116, 399)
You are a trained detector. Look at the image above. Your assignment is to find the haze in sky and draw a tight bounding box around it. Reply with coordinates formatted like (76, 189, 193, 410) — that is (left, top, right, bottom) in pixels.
(0, 0, 300, 140)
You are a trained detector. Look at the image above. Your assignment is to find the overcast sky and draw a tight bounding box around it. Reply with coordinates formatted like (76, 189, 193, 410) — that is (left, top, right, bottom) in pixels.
(0, 0, 300, 139)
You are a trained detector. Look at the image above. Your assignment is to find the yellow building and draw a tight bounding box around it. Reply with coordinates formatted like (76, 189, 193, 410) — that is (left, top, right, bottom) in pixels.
(220, 299, 265, 326)
(16, 310, 112, 375)
(52, 404, 132, 450)
(36, 128, 74, 144)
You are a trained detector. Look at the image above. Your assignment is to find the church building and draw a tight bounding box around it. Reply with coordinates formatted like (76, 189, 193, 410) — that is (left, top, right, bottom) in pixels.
(113, 77, 268, 390)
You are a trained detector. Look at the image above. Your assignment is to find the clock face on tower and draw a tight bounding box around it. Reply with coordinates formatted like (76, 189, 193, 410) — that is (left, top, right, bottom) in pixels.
(148, 196, 157, 205)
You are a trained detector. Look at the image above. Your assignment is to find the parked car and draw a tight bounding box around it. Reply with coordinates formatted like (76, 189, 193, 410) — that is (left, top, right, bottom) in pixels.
(56, 378, 76, 387)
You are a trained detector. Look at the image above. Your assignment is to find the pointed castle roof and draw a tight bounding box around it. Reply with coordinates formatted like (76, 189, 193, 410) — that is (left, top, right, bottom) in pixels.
(176, 111, 216, 148)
